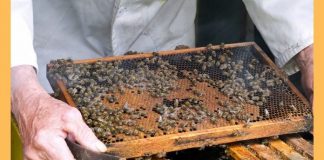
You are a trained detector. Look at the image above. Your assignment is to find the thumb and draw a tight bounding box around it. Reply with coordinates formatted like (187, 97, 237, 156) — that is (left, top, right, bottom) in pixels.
(66, 119, 107, 152)
(63, 108, 107, 152)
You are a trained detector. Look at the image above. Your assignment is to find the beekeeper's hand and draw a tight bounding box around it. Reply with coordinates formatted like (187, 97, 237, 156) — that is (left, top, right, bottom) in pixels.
(11, 65, 107, 160)
(296, 44, 313, 104)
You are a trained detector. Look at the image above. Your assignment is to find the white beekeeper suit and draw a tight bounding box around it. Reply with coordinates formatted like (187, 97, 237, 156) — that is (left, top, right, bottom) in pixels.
(12, 0, 313, 92)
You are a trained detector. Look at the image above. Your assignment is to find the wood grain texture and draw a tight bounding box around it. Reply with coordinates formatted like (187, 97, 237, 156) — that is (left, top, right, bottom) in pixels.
(268, 139, 307, 160)
(246, 143, 282, 160)
(283, 135, 313, 159)
(228, 144, 259, 160)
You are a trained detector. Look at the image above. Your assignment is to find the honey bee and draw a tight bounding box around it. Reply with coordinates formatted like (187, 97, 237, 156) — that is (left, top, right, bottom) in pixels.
(219, 55, 226, 63)
(231, 130, 246, 137)
(289, 104, 298, 112)
(152, 52, 160, 57)
(248, 64, 255, 69)
(193, 89, 204, 97)
(252, 96, 260, 101)
(256, 101, 264, 106)
(219, 63, 228, 70)
(266, 79, 275, 87)
(202, 63, 207, 71)
(220, 42, 225, 50)
(210, 116, 218, 124)
(183, 56, 192, 61)
(174, 99, 179, 107)
(279, 101, 284, 107)
(156, 152, 167, 158)
(175, 44, 190, 50)
(243, 118, 252, 128)
(264, 108, 270, 118)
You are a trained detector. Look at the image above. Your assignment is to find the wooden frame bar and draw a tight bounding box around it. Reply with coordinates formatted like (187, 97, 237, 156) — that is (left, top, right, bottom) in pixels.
(247, 143, 282, 160)
(269, 139, 307, 160)
(283, 135, 313, 159)
(228, 144, 259, 160)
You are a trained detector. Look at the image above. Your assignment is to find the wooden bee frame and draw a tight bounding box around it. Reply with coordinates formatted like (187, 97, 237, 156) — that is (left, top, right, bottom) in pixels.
(47, 42, 312, 158)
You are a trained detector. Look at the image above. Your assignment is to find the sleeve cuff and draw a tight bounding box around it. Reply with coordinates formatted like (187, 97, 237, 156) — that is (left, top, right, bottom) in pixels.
(276, 37, 313, 75)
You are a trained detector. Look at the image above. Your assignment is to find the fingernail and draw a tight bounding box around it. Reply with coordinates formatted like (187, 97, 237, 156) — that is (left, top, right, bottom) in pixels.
(96, 141, 107, 152)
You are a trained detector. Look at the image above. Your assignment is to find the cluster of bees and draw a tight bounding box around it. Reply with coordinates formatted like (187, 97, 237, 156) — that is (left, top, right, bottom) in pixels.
(48, 56, 181, 144)
(180, 44, 293, 122)
(181, 44, 284, 108)
(49, 56, 179, 102)
(48, 43, 296, 147)
(78, 99, 153, 144)
(153, 98, 214, 133)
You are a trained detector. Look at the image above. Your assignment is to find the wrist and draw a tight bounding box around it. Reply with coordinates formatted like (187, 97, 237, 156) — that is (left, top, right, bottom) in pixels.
(11, 65, 43, 93)
(11, 65, 49, 119)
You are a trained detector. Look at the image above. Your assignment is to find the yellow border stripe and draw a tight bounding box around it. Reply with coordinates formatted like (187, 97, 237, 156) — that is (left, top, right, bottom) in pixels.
(315, 0, 323, 159)
(0, 0, 10, 159)
(0, 0, 321, 160)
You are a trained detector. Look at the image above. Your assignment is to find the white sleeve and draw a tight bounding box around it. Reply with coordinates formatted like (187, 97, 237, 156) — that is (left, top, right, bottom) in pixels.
(11, 0, 38, 70)
(242, 0, 313, 75)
